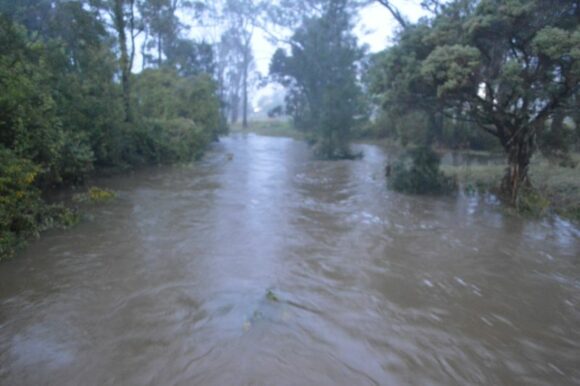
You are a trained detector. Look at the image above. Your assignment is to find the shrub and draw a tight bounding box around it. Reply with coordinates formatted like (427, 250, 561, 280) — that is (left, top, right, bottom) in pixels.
(390, 146, 456, 194)
(0, 147, 80, 260)
(516, 187, 551, 217)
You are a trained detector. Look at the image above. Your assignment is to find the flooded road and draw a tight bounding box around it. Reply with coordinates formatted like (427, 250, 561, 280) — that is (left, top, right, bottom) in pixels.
(1, 134, 579, 385)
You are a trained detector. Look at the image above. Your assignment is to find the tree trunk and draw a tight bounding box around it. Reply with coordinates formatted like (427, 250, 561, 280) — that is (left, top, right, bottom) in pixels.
(230, 93, 239, 124)
(141, 29, 148, 71)
(242, 48, 249, 129)
(158, 35, 162, 67)
(113, 0, 132, 123)
(501, 131, 534, 206)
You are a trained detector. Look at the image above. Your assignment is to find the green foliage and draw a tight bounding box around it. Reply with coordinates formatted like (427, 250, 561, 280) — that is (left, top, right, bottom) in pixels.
(73, 187, 117, 204)
(370, 0, 580, 204)
(269, 0, 367, 159)
(131, 69, 224, 164)
(129, 119, 209, 164)
(421, 45, 481, 98)
(0, 7, 224, 260)
(0, 148, 43, 251)
(390, 146, 456, 194)
(0, 147, 79, 261)
(0, 16, 66, 184)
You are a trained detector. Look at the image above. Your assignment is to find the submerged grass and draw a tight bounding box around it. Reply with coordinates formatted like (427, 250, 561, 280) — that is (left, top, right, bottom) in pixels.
(442, 154, 580, 221)
(230, 120, 303, 139)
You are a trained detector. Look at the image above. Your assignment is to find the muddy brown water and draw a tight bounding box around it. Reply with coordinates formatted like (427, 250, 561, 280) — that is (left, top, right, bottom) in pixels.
(1, 134, 579, 386)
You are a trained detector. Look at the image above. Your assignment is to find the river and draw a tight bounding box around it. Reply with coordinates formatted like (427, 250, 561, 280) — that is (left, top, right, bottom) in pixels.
(1, 134, 579, 385)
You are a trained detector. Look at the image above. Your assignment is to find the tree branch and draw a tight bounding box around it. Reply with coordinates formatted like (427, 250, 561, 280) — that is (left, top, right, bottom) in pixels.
(376, 0, 408, 29)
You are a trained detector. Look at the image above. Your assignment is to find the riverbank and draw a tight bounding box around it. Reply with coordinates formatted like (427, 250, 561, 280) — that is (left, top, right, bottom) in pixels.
(442, 154, 580, 221)
(0, 139, 220, 262)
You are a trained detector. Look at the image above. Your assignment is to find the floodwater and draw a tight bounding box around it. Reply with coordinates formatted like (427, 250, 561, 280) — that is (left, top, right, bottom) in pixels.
(1, 134, 579, 386)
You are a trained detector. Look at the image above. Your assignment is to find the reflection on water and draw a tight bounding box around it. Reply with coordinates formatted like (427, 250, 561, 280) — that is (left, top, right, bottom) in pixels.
(1, 134, 579, 385)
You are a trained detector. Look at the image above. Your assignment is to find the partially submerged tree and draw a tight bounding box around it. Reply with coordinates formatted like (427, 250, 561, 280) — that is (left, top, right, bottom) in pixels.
(371, 0, 580, 205)
(270, 0, 367, 159)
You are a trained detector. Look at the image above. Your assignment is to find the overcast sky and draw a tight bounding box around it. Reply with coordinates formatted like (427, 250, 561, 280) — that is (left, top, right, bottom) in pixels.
(251, 1, 429, 109)
(250, 0, 428, 74)
(181, 0, 430, 110)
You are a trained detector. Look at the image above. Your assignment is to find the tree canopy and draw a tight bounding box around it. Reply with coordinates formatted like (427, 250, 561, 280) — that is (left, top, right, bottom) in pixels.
(270, 0, 367, 159)
(0, 0, 225, 259)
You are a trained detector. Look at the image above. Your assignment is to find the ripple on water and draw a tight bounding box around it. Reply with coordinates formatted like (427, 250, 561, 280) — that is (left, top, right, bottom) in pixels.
(1, 134, 579, 385)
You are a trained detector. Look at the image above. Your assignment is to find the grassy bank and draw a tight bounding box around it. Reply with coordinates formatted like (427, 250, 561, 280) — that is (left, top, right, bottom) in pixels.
(442, 154, 580, 221)
(230, 120, 303, 139)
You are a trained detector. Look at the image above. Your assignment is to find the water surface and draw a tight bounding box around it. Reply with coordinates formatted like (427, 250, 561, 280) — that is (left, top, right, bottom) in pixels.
(1, 134, 579, 385)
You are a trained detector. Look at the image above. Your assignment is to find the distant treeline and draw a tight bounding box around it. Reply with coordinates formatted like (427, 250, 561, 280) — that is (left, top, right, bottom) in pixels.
(0, 1, 226, 259)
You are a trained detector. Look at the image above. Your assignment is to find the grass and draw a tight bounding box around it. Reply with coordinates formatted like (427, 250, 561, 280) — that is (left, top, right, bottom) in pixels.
(229, 120, 303, 139)
(442, 154, 580, 221)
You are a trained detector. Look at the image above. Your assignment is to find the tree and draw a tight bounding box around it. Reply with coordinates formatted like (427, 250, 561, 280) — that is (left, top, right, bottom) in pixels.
(219, 0, 262, 128)
(85, 0, 141, 122)
(370, 0, 580, 205)
(166, 39, 215, 76)
(217, 26, 251, 124)
(0, 16, 64, 181)
(270, 0, 367, 159)
(138, 0, 200, 69)
(0, 0, 225, 258)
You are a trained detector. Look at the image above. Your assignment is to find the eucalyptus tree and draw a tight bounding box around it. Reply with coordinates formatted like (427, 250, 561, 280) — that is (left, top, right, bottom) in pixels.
(83, 0, 142, 122)
(138, 0, 198, 68)
(270, 0, 367, 159)
(217, 27, 250, 123)
(219, 0, 264, 127)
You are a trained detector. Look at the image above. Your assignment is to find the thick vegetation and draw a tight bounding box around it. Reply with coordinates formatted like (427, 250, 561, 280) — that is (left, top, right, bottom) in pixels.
(369, 0, 579, 205)
(390, 146, 456, 195)
(269, 0, 367, 159)
(0, 2, 225, 260)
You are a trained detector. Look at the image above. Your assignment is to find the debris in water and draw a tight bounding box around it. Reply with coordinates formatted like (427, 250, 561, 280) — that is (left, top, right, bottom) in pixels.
(266, 289, 279, 302)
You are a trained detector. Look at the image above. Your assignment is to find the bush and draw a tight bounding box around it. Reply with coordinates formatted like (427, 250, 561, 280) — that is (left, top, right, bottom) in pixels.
(127, 118, 210, 164)
(0, 148, 42, 259)
(0, 148, 78, 260)
(390, 146, 456, 194)
(516, 187, 551, 217)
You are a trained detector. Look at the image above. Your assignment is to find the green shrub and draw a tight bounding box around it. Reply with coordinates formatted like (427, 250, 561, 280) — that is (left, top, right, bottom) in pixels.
(516, 187, 551, 217)
(0, 147, 79, 260)
(0, 148, 44, 256)
(390, 146, 456, 194)
(128, 118, 210, 164)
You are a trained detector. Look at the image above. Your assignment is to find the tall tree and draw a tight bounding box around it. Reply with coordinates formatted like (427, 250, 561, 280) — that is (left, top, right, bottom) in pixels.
(221, 0, 262, 128)
(139, 0, 193, 68)
(115, 0, 140, 122)
(270, 0, 367, 158)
